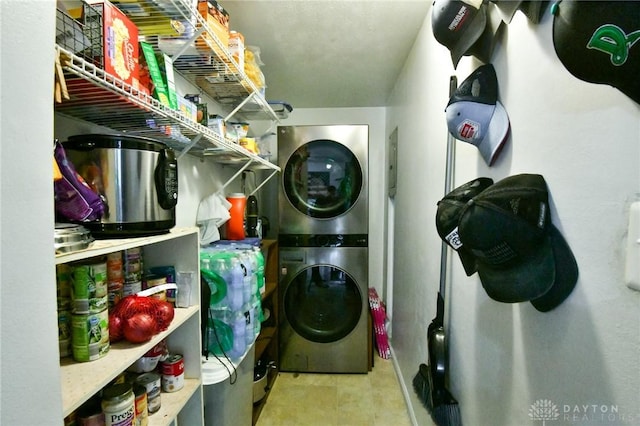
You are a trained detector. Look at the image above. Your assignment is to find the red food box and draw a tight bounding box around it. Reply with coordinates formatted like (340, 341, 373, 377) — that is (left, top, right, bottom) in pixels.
(87, 0, 141, 89)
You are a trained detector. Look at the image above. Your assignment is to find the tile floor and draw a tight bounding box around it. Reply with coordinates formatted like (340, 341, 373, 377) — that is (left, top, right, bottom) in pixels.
(255, 358, 413, 426)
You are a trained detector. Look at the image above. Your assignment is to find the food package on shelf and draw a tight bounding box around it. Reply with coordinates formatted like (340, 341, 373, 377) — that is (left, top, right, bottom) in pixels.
(228, 30, 245, 72)
(139, 41, 172, 108)
(226, 122, 249, 143)
(83, 0, 141, 89)
(196, 0, 230, 58)
(239, 137, 258, 154)
(243, 45, 266, 95)
(111, 0, 195, 37)
(177, 96, 198, 122)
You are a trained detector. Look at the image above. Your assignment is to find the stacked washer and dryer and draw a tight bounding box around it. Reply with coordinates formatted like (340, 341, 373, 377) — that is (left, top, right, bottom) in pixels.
(277, 125, 369, 373)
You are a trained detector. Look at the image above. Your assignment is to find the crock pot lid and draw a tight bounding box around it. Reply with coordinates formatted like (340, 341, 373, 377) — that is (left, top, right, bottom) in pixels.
(65, 134, 169, 152)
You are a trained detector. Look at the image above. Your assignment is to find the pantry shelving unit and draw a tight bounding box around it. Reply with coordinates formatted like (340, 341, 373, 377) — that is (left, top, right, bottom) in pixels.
(53, 1, 284, 423)
(55, 0, 281, 188)
(56, 227, 203, 425)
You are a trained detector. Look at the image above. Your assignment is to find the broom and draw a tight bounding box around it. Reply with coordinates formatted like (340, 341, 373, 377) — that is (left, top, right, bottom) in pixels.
(412, 76, 461, 426)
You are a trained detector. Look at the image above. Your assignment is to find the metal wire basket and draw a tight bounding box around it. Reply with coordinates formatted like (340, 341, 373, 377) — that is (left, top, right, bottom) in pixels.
(55, 3, 104, 68)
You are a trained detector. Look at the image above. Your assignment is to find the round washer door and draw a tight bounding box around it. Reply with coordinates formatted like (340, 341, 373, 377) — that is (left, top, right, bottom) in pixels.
(283, 264, 363, 343)
(282, 139, 364, 219)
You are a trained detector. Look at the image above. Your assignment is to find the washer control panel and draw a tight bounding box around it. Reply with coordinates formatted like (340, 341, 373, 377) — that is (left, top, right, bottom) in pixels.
(279, 234, 368, 248)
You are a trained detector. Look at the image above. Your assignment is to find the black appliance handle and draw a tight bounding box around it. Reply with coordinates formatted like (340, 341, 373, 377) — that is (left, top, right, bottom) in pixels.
(154, 148, 178, 210)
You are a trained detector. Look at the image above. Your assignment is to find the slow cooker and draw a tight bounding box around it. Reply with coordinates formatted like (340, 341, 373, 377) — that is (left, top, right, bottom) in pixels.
(63, 134, 178, 237)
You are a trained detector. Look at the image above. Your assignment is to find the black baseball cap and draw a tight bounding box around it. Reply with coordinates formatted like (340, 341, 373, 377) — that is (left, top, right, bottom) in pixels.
(436, 177, 494, 276)
(432, 0, 487, 69)
(491, 1, 549, 24)
(552, 0, 640, 104)
(465, 2, 506, 64)
(457, 174, 578, 311)
(519, 1, 549, 24)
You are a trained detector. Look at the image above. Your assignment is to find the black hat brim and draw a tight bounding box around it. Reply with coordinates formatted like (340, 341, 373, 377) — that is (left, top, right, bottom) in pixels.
(476, 232, 556, 303)
(530, 225, 578, 312)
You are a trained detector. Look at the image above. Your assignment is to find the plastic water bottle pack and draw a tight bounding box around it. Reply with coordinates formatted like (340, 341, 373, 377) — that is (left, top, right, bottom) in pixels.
(199, 245, 263, 361)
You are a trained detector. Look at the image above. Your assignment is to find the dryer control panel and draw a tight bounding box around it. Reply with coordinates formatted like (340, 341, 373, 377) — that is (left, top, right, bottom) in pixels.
(279, 234, 368, 248)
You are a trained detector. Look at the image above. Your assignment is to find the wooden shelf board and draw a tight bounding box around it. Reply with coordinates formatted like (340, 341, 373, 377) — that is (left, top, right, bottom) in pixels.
(60, 306, 199, 417)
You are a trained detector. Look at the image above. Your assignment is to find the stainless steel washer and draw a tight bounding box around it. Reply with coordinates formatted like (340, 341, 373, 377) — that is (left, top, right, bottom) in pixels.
(277, 125, 369, 235)
(279, 234, 368, 373)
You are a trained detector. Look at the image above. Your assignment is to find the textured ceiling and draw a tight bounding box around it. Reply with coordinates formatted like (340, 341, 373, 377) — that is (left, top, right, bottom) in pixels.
(222, 1, 431, 109)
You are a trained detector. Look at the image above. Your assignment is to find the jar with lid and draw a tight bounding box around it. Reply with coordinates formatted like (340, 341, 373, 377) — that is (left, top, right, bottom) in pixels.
(101, 383, 135, 426)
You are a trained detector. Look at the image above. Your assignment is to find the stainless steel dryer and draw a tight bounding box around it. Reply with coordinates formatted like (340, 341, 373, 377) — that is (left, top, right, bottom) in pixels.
(277, 125, 368, 235)
(279, 234, 369, 373)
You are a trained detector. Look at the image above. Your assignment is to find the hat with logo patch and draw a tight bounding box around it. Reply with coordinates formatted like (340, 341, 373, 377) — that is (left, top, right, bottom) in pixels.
(445, 64, 510, 167)
(552, 0, 640, 104)
(436, 177, 494, 276)
(432, 0, 488, 69)
(457, 174, 578, 311)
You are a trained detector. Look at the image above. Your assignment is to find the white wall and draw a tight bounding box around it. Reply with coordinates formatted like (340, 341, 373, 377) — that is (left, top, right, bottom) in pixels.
(387, 9, 640, 426)
(0, 2, 61, 424)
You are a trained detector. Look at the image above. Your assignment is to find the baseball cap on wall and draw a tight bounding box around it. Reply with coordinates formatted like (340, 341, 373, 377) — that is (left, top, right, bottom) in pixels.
(432, 0, 487, 69)
(490, 1, 548, 24)
(552, 0, 640, 104)
(457, 174, 578, 312)
(436, 177, 494, 276)
(465, 2, 506, 64)
(518, 1, 549, 24)
(490, 0, 522, 24)
(445, 64, 510, 167)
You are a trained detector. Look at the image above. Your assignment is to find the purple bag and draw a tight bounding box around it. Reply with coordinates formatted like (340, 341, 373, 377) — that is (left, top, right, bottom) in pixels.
(54, 141, 104, 222)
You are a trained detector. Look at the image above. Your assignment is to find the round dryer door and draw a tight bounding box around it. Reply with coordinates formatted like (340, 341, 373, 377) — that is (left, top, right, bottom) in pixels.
(282, 140, 364, 219)
(283, 264, 363, 343)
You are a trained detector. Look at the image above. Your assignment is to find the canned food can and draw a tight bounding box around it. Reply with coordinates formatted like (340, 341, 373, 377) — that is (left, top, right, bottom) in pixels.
(101, 383, 135, 426)
(107, 280, 124, 309)
(71, 261, 108, 314)
(124, 248, 143, 282)
(107, 251, 124, 281)
(71, 309, 109, 362)
(161, 354, 185, 392)
(123, 281, 142, 297)
(58, 309, 71, 358)
(135, 372, 161, 414)
(58, 296, 71, 311)
(57, 264, 72, 297)
(148, 266, 177, 304)
(133, 384, 149, 426)
(144, 274, 167, 301)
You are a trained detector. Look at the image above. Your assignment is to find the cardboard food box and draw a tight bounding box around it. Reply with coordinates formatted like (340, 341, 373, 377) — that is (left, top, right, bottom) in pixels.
(196, 0, 230, 58)
(140, 41, 172, 108)
(228, 30, 244, 72)
(85, 0, 140, 88)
